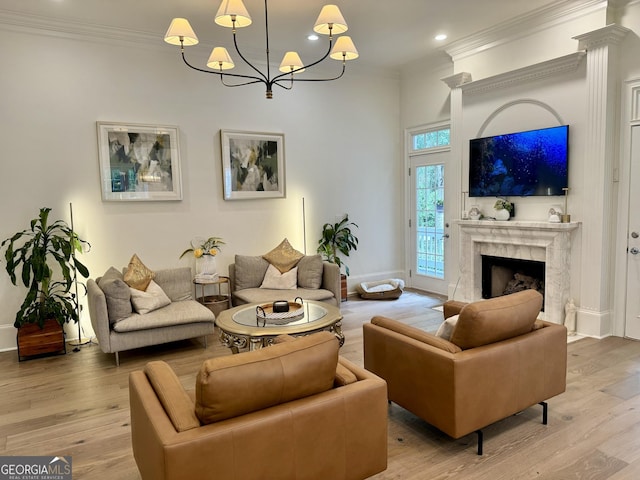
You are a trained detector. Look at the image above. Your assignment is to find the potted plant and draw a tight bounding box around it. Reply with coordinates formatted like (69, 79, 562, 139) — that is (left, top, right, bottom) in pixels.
(493, 199, 514, 220)
(317, 215, 359, 302)
(1, 207, 90, 360)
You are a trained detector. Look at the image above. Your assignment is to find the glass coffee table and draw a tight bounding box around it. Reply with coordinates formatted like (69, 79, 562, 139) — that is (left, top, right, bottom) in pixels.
(215, 300, 343, 353)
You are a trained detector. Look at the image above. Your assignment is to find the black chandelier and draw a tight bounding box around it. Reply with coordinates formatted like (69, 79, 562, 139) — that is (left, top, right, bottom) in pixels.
(164, 0, 358, 99)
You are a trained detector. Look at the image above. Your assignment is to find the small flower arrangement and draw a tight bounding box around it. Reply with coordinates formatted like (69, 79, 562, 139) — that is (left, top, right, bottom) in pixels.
(494, 199, 514, 214)
(180, 236, 225, 259)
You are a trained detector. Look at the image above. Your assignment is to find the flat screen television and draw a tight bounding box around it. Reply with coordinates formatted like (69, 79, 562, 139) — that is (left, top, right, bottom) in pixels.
(468, 125, 569, 197)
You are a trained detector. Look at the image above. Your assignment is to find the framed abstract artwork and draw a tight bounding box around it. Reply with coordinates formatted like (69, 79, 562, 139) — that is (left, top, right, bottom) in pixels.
(96, 122, 183, 201)
(220, 130, 285, 200)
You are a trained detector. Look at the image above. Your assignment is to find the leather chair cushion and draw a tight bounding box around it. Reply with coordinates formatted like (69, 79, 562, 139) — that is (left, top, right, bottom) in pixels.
(371, 316, 462, 353)
(273, 334, 357, 386)
(144, 360, 201, 432)
(195, 331, 339, 424)
(449, 289, 543, 350)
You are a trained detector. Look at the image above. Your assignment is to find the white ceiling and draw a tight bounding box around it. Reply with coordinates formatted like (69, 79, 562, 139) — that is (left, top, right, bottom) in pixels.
(1, 0, 562, 69)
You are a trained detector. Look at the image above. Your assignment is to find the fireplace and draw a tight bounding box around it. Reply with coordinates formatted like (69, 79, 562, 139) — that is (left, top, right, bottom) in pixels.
(456, 220, 579, 324)
(481, 255, 545, 308)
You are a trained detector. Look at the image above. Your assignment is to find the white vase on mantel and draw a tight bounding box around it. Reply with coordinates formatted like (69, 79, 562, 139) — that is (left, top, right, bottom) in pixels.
(494, 208, 510, 221)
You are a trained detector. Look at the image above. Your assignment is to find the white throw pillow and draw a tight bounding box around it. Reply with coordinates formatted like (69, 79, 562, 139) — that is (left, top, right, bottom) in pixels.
(130, 280, 171, 314)
(260, 264, 298, 290)
(435, 314, 459, 341)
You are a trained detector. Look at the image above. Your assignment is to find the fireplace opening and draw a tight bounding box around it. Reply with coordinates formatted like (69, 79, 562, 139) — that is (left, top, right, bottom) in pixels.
(481, 255, 545, 308)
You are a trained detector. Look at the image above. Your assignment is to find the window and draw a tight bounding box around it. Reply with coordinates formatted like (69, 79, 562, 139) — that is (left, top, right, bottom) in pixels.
(410, 127, 450, 153)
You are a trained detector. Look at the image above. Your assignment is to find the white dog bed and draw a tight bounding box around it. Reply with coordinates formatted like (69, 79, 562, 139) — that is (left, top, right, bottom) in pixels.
(356, 279, 405, 300)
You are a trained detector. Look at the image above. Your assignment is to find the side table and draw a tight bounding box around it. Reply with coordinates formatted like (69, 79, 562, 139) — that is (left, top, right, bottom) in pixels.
(194, 276, 232, 317)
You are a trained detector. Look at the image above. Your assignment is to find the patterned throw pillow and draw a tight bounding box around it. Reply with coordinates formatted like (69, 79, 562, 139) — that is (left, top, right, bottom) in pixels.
(124, 254, 155, 291)
(262, 238, 304, 273)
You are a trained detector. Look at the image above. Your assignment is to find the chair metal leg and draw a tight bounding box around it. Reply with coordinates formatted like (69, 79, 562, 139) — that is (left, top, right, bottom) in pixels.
(203, 336, 208, 349)
(115, 351, 120, 367)
(539, 401, 548, 425)
(475, 430, 483, 455)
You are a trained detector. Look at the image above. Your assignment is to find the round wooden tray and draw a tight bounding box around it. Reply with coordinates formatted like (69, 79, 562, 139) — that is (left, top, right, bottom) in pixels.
(256, 301, 304, 325)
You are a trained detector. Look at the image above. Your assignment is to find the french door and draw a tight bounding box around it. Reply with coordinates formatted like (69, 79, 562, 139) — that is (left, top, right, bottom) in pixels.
(410, 151, 450, 294)
(625, 125, 640, 339)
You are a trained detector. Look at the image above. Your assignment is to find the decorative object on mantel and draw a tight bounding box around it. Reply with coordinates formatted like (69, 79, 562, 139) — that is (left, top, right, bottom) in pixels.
(468, 205, 482, 220)
(164, 1, 358, 99)
(493, 199, 514, 221)
(180, 236, 225, 281)
(564, 298, 577, 335)
(548, 206, 563, 223)
(561, 187, 571, 223)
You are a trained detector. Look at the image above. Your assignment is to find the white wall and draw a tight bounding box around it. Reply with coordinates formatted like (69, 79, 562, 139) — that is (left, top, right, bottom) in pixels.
(0, 24, 401, 350)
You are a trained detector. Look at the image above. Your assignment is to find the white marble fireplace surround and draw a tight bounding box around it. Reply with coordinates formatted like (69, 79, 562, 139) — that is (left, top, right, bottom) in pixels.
(456, 220, 580, 325)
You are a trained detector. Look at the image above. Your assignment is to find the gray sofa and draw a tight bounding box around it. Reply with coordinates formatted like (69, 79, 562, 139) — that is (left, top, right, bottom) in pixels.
(88, 266, 215, 366)
(229, 254, 341, 306)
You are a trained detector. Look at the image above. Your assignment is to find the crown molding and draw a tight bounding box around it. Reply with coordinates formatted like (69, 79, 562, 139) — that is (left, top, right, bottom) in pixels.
(443, 0, 605, 62)
(0, 9, 162, 49)
(573, 23, 631, 49)
(459, 51, 586, 96)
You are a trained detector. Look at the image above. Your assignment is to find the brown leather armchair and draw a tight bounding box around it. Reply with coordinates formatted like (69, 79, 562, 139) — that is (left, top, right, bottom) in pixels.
(363, 290, 567, 454)
(130, 332, 388, 479)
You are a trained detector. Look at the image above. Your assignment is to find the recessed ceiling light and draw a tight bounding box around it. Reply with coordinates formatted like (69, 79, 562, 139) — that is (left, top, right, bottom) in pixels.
(307, 34, 319, 41)
(435, 34, 447, 41)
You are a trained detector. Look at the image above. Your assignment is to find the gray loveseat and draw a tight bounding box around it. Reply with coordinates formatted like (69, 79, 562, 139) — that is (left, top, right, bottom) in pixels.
(88, 266, 215, 366)
(229, 254, 341, 306)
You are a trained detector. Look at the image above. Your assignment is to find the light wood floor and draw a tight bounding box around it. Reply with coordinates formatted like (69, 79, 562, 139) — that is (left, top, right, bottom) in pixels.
(1, 290, 640, 479)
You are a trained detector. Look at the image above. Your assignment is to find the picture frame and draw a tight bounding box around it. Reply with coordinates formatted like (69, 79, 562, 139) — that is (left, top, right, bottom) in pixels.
(96, 122, 183, 201)
(220, 130, 285, 200)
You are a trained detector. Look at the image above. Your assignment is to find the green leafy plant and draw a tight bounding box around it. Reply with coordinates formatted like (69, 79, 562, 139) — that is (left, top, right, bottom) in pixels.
(1, 207, 90, 328)
(494, 199, 514, 214)
(317, 214, 359, 276)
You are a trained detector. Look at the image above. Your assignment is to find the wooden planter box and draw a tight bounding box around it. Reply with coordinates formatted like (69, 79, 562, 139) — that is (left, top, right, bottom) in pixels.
(17, 319, 66, 361)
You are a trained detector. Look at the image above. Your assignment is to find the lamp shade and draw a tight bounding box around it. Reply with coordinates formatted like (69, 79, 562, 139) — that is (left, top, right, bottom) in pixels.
(164, 18, 199, 46)
(207, 47, 235, 70)
(279, 51, 305, 73)
(215, 0, 252, 28)
(330, 36, 358, 60)
(313, 5, 348, 35)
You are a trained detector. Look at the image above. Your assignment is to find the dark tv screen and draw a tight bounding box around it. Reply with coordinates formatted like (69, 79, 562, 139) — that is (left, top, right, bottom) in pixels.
(469, 125, 569, 197)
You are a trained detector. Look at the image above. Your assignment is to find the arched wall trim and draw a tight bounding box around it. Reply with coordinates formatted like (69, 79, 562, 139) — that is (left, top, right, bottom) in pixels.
(476, 99, 565, 138)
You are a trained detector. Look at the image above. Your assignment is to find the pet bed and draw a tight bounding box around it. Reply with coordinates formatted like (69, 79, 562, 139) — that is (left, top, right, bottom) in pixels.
(356, 279, 405, 300)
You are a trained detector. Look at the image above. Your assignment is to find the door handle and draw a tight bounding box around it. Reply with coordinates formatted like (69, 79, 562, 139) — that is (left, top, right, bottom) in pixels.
(442, 234, 450, 239)
(631, 247, 640, 255)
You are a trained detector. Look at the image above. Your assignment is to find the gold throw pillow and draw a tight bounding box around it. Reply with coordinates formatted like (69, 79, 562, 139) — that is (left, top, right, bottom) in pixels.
(262, 238, 304, 273)
(124, 254, 155, 291)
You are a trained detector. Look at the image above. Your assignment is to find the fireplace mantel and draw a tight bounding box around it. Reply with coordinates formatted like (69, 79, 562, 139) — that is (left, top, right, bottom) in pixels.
(455, 219, 580, 232)
(455, 220, 581, 324)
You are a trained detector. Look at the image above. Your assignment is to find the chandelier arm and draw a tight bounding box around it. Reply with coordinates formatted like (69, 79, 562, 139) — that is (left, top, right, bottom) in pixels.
(270, 31, 334, 84)
(231, 29, 269, 83)
(273, 63, 346, 87)
(220, 77, 265, 87)
(180, 48, 267, 84)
